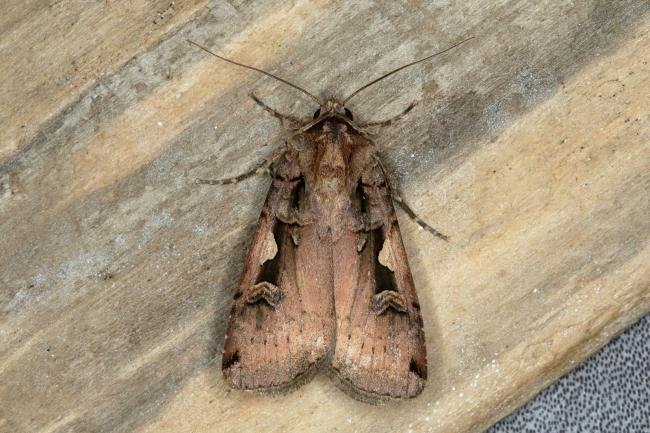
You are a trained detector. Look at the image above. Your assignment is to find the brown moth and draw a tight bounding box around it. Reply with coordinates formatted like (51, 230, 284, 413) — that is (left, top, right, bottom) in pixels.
(190, 37, 473, 403)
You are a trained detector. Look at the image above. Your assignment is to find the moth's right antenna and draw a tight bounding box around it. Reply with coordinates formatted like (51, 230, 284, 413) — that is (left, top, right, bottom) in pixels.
(188, 40, 323, 105)
(343, 36, 476, 104)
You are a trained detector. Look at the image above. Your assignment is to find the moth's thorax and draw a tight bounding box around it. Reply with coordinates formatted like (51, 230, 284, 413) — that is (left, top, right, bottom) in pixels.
(315, 120, 353, 188)
(320, 120, 352, 155)
(322, 119, 347, 135)
(304, 118, 355, 238)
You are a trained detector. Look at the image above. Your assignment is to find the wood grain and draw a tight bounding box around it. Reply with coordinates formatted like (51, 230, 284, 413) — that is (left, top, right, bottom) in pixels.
(1, 1, 648, 432)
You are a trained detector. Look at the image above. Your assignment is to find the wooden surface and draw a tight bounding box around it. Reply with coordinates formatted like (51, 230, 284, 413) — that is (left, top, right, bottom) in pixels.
(1, 1, 648, 432)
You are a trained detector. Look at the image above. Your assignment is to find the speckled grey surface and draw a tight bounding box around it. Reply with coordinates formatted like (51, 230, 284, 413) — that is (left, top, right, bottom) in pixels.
(488, 314, 650, 433)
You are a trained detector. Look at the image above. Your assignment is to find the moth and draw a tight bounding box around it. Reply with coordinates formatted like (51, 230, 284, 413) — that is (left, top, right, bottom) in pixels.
(191, 37, 473, 403)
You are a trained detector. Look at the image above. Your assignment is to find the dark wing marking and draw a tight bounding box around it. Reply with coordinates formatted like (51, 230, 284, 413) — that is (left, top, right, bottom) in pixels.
(222, 154, 334, 391)
(330, 160, 427, 402)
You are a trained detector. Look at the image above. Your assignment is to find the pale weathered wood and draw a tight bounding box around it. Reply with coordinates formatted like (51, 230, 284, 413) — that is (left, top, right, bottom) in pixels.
(0, 0, 207, 160)
(0, 1, 648, 433)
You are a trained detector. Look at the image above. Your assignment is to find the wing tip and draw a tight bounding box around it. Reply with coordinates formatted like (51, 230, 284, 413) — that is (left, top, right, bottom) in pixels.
(221, 337, 333, 394)
(222, 357, 323, 394)
(326, 365, 426, 405)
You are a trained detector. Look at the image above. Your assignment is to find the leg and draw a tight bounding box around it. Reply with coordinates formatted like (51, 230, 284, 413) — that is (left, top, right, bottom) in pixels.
(250, 93, 304, 130)
(196, 147, 286, 186)
(392, 194, 449, 241)
(359, 102, 416, 129)
(375, 156, 449, 241)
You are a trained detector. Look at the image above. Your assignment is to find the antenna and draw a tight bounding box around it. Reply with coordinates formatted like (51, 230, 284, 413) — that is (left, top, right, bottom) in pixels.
(187, 40, 322, 105)
(343, 36, 475, 104)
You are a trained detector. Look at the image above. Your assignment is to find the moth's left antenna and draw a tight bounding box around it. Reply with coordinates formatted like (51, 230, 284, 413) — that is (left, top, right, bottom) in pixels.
(187, 39, 322, 105)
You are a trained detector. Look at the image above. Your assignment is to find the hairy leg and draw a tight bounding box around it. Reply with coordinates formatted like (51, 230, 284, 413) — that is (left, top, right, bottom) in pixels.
(196, 147, 286, 186)
(374, 155, 449, 241)
(359, 102, 416, 129)
(250, 93, 304, 130)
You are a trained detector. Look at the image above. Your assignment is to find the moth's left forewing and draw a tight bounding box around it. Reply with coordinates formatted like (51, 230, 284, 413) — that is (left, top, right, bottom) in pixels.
(222, 153, 334, 392)
(330, 148, 427, 403)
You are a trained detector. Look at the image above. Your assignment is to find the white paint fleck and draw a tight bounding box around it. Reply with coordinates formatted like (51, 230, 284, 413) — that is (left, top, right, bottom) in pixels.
(59, 251, 110, 280)
(32, 273, 48, 286)
(139, 213, 174, 247)
(193, 224, 207, 236)
(10, 287, 31, 308)
(114, 233, 127, 248)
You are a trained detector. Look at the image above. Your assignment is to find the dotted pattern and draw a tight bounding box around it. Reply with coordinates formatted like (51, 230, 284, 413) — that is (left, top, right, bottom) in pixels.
(489, 314, 650, 433)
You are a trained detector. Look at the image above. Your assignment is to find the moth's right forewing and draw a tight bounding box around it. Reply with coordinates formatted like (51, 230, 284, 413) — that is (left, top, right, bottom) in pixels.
(222, 154, 334, 392)
(330, 158, 427, 403)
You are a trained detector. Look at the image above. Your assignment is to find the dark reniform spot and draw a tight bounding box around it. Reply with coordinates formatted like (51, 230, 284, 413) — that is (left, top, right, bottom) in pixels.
(409, 358, 426, 380)
(222, 351, 240, 369)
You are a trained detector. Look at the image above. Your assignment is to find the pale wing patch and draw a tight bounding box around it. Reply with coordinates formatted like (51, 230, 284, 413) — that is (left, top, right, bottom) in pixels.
(378, 238, 396, 271)
(259, 227, 278, 265)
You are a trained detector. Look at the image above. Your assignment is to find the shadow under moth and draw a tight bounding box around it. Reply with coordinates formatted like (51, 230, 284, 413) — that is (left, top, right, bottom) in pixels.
(191, 37, 473, 404)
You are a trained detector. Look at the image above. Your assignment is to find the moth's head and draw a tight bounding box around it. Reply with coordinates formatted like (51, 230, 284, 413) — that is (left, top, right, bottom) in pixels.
(313, 99, 354, 121)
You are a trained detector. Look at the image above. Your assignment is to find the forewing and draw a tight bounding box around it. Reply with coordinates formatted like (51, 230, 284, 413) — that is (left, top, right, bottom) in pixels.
(330, 161, 427, 402)
(222, 155, 334, 391)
